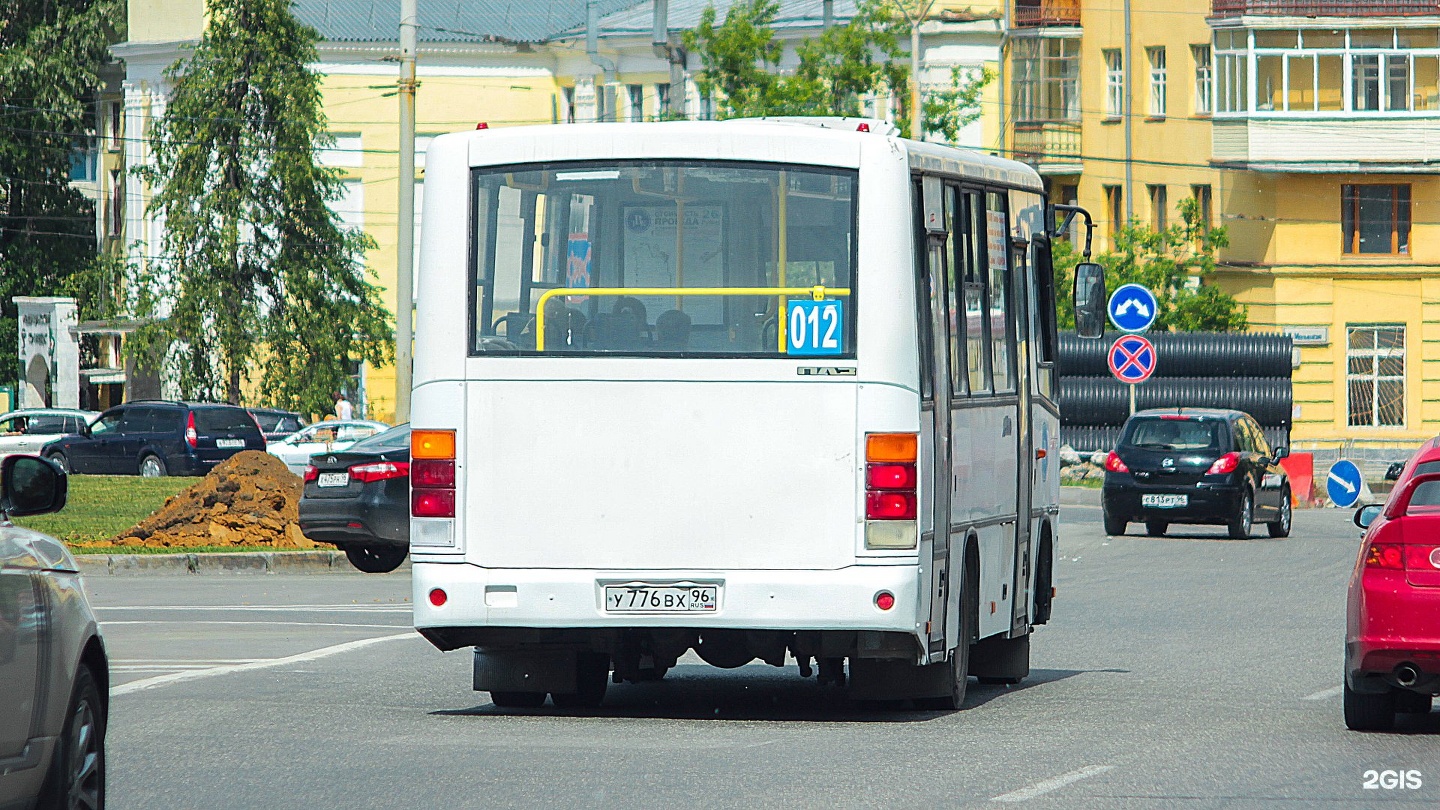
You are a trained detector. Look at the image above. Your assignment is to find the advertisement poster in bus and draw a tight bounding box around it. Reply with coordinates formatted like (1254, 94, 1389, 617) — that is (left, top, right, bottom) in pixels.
(623, 205, 725, 323)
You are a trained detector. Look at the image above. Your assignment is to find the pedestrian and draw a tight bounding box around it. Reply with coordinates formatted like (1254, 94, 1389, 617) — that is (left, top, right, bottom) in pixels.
(333, 391, 353, 420)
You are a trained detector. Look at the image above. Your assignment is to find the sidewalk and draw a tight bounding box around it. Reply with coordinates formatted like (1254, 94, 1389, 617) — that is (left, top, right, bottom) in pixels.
(74, 550, 411, 576)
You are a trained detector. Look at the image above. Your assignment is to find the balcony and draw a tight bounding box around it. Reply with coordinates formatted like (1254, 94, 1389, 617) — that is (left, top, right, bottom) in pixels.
(1013, 0, 1081, 27)
(1210, 0, 1439, 17)
(1012, 121, 1082, 174)
(1213, 118, 1440, 170)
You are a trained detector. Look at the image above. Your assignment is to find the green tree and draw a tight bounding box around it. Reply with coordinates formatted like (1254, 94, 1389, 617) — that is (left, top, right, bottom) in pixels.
(134, 0, 392, 413)
(682, 0, 990, 140)
(1052, 197, 1247, 333)
(0, 0, 121, 386)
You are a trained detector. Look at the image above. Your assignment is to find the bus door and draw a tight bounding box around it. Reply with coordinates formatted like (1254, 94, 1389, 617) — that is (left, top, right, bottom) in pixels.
(1009, 232, 1035, 636)
(919, 176, 952, 657)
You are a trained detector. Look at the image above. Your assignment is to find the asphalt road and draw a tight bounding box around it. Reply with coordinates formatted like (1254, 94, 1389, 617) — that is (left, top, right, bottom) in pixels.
(95, 503, 1440, 809)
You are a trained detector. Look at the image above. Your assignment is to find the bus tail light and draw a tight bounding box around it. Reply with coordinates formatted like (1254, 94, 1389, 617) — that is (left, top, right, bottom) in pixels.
(411, 428, 458, 523)
(865, 432, 918, 549)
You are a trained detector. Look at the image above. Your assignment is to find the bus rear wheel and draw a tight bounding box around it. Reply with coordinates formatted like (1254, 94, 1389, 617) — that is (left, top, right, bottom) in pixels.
(551, 653, 609, 709)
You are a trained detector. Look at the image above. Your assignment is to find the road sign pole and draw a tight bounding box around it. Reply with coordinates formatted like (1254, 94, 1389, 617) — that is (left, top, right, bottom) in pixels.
(1129, 383, 1136, 416)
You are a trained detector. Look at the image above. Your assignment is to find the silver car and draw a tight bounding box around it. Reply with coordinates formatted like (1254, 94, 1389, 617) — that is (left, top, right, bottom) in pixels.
(0, 456, 107, 810)
(0, 411, 97, 466)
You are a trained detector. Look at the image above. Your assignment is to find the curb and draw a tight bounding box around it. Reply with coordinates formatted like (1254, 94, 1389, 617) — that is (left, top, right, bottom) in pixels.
(74, 550, 413, 576)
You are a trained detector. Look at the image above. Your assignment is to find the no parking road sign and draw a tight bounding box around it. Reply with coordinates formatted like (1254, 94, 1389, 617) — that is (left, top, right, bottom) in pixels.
(1108, 283, 1159, 333)
(1327, 459, 1364, 509)
(1108, 335, 1157, 384)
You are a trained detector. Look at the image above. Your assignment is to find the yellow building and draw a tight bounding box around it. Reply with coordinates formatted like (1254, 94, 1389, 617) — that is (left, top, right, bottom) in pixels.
(1005, 0, 1440, 448)
(114, 0, 1006, 421)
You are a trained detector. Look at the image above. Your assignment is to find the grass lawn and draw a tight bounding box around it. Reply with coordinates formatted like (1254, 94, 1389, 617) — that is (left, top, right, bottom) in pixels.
(12, 475, 192, 546)
(1062, 475, 1104, 489)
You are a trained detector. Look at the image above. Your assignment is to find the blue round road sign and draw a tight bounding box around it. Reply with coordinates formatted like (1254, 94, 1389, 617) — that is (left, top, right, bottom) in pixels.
(1327, 459, 1364, 508)
(1108, 283, 1159, 333)
(1108, 335, 1157, 384)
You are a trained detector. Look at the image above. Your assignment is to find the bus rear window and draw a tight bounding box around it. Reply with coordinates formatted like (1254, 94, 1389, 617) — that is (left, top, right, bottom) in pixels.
(469, 160, 857, 357)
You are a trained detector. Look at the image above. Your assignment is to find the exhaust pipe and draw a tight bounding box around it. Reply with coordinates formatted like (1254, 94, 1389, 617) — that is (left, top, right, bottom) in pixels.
(1396, 664, 1421, 687)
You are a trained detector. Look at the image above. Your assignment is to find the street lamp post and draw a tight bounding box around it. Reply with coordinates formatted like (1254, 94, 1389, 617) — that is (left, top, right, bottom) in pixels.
(890, 0, 936, 140)
(396, 0, 417, 422)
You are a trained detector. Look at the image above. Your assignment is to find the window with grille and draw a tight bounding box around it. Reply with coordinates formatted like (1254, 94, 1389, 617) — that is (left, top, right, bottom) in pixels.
(1347, 325, 1405, 427)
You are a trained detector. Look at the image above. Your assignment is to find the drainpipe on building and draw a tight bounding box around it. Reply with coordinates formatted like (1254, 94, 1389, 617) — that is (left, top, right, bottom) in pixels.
(588, 1, 617, 121)
(1123, 0, 1134, 222)
(395, 0, 417, 422)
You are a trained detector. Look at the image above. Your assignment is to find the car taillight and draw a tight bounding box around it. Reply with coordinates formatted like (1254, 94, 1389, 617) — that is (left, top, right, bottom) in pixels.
(349, 461, 409, 483)
(185, 412, 198, 448)
(1206, 452, 1241, 475)
(1105, 451, 1129, 473)
(1366, 543, 1405, 569)
(411, 429, 457, 519)
(303, 465, 318, 483)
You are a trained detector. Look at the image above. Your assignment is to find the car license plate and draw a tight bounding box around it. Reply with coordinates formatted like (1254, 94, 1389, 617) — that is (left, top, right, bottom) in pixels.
(317, 472, 349, 488)
(604, 585, 718, 613)
(1142, 494, 1188, 508)
(216, 438, 245, 448)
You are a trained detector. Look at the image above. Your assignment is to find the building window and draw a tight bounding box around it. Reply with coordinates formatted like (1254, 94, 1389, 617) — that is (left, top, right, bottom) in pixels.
(1104, 49, 1123, 118)
(1105, 185, 1123, 239)
(1192, 184, 1212, 233)
(68, 143, 97, 182)
(1353, 54, 1381, 111)
(334, 179, 365, 232)
(627, 84, 644, 122)
(1012, 37, 1081, 122)
(1347, 325, 1405, 427)
(1148, 47, 1167, 117)
(1342, 184, 1410, 255)
(1192, 46, 1213, 114)
(1148, 185, 1167, 230)
(654, 83, 670, 118)
(318, 133, 363, 167)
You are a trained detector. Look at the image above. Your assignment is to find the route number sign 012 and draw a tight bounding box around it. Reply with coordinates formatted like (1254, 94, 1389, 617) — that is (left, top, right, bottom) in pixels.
(787, 299, 844, 356)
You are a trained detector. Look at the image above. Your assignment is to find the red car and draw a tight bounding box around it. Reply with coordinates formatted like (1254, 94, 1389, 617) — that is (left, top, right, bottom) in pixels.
(1346, 439, 1440, 730)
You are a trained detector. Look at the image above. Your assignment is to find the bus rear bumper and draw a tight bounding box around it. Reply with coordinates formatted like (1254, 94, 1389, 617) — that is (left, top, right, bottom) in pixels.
(411, 561, 920, 636)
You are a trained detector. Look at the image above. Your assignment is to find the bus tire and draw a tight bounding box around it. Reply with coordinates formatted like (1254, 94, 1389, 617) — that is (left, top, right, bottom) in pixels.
(489, 691, 547, 709)
(1032, 531, 1054, 626)
(551, 653, 609, 709)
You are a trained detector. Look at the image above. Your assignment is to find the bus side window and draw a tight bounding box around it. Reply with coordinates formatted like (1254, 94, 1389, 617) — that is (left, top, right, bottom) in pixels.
(1031, 233, 1059, 397)
(986, 190, 1016, 394)
(944, 184, 966, 398)
(959, 190, 991, 395)
(914, 181, 933, 402)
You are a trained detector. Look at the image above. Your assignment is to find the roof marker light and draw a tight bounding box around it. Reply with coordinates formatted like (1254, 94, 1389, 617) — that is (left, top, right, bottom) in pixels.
(856, 122, 870, 132)
(476, 122, 489, 130)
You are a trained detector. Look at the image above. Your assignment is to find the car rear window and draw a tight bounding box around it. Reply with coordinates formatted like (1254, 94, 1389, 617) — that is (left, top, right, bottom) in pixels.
(194, 407, 259, 433)
(1123, 418, 1223, 451)
(349, 425, 409, 454)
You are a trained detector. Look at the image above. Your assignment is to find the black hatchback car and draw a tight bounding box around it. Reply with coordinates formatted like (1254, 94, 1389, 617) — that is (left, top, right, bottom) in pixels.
(1101, 408, 1292, 539)
(298, 424, 410, 573)
(42, 401, 266, 477)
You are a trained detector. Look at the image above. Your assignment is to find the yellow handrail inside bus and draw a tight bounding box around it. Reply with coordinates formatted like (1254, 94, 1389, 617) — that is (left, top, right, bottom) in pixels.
(534, 285, 850, 351)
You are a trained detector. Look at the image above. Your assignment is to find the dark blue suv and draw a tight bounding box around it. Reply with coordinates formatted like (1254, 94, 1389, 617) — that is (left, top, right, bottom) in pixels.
(42, 401, 266, 476)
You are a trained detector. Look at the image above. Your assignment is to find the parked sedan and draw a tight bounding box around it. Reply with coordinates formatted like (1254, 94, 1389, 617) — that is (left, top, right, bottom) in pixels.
(1101, 408, 1291, 539)
(0, 409, 96, 464)
(1346, 438, 1440, 731)
(298, 425, 410, 573)
(0, 455, 108, 809)
(267, 419, 389, 476)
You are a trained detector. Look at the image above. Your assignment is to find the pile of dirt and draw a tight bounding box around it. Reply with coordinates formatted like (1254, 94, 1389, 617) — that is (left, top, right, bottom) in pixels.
(83, 451, 317, 549)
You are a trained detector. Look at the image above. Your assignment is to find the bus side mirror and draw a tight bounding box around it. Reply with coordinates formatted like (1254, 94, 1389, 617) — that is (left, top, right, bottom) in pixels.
(1073, 261, 1107, 340)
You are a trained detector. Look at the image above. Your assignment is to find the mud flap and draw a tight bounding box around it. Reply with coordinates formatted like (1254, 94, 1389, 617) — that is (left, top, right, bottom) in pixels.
(849, 657, 952, 701)
(473, 648, 578, 694)
(968, 633, 1030, 682)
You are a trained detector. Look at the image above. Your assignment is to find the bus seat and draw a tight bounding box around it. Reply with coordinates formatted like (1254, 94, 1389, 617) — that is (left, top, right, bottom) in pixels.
(655, 309, 692, 351)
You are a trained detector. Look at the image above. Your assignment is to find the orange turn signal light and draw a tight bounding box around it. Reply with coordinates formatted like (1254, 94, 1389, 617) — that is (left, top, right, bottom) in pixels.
(866, 433, 917, 463)
(412, 429, 456, 460)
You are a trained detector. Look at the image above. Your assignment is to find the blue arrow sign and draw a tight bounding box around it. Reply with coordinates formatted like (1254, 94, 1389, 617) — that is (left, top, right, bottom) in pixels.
(1108, 283, 1159, 333)
(1108, 335, 1157, 384)
(1327, 459, 1364, 508)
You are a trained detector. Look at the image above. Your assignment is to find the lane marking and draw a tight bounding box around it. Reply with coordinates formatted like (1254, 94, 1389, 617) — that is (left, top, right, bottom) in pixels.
(101, 620, 407, 629)
(1302, 685, 1344, 701)
(112, 632, 414, 696)
(95, 604, 410, 613)
(991, 765, 1116, 803)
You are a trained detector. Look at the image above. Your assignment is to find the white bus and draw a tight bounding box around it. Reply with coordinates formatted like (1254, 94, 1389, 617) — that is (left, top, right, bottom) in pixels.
(410, 118, 1106, 709)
